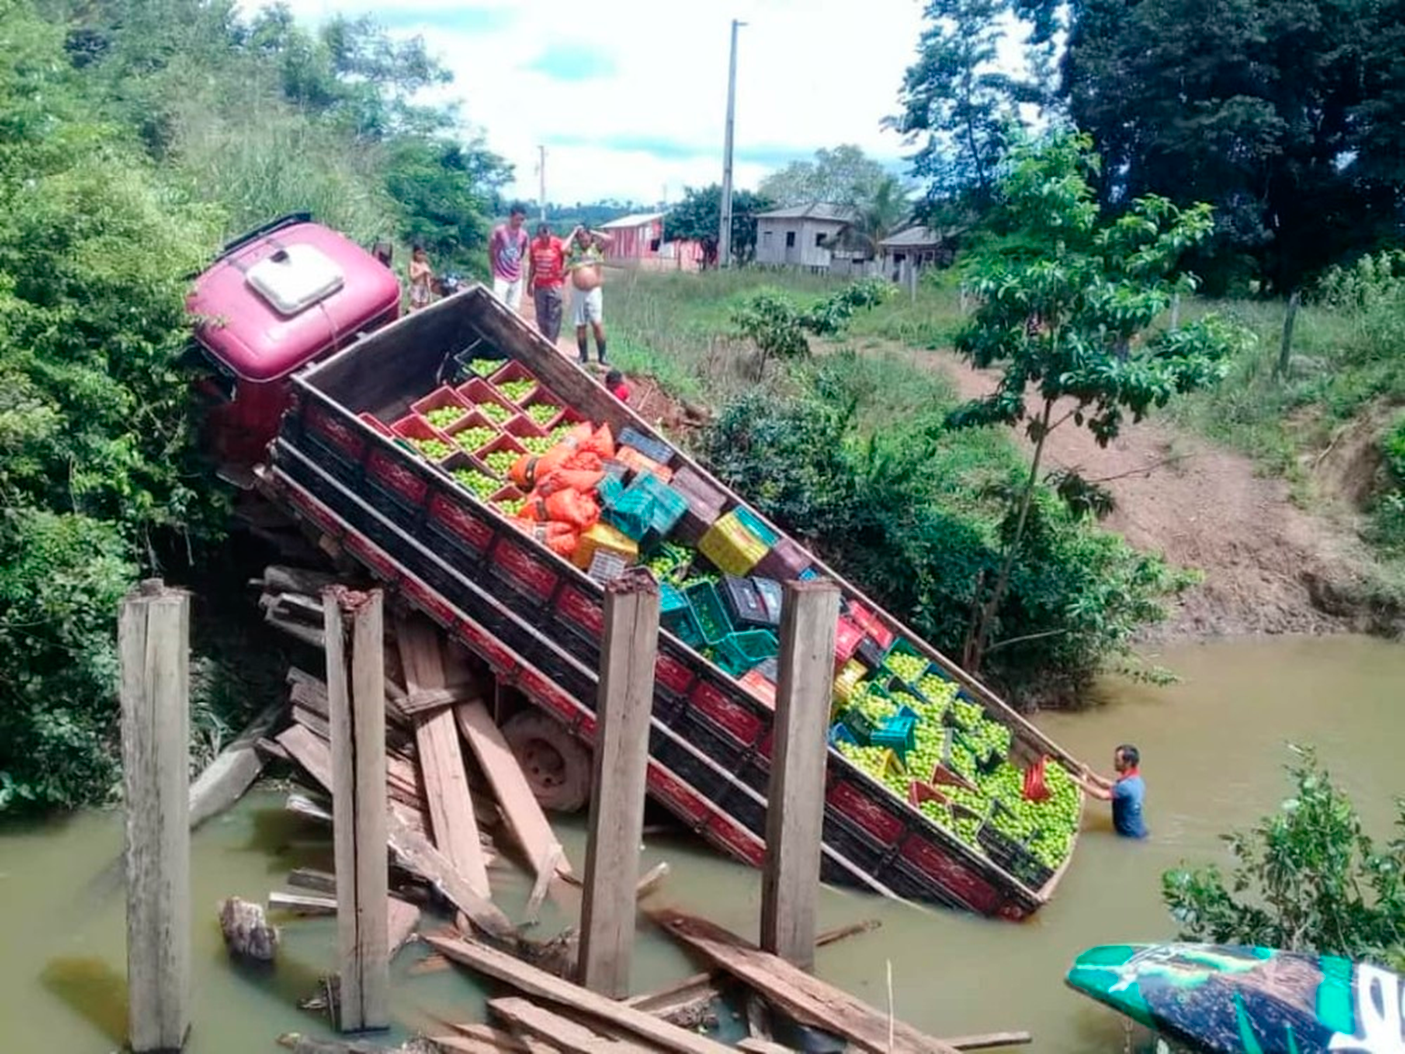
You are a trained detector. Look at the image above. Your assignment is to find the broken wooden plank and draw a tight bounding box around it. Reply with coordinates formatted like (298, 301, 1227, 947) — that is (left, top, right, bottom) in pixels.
(398, 616, 490, 898)
(523, 843, 564, 925)
(625, 918, 882, 1016)
(650, 910, 960, 1054)
(190, 698, 286, 829)
(737, 1040, 796, 1054)
(269, 891, 338, 915)
(443, 1022, 527, 1051)
(490, 998, 656, 1054)
(387, 811, 513, 942)
(289, 867, 338, 894)
(941, 1034, 1032, 1051)
(258, 736, 294, 763)
(262, 565, 343, 596)
(286, 792, 333, 824)
(388, 895, 420, 957)
(635, 862, 669, 900)
(266, 611, 326, 649)
(423, 934, 735, 1054)
(399, 684, 480, 715)
(454, 701, 570, 881)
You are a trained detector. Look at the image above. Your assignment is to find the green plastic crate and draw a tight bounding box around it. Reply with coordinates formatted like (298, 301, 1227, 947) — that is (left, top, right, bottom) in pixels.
(716, 629, 778, 678)
(732, 505, 780, 546)
(683, 580, 733, 646)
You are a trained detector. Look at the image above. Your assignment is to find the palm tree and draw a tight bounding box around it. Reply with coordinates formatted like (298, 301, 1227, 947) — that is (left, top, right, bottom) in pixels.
(848, 176, 910, 258)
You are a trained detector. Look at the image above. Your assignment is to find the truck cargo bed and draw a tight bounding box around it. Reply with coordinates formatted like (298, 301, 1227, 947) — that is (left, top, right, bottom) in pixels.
(269, 286, 1084, 919)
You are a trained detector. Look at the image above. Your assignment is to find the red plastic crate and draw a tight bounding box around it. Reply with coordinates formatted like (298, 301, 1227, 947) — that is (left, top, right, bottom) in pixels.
(456, 377, 517, 422)
(520, 390, 567, 430)
(357, 412, 394, 438)
(410, 385, 472, 425)
(441, 409, 502, 454)
(391, 414, 456, 464)
(503, 413, 548, 441)
(487, 360, 540, 401)
(834, 614, 865, 665)
(476, 433, 528, 478)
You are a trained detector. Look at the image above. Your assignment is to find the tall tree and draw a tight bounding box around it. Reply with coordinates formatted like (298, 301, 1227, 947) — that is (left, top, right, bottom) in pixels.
(845, 176, 910, 257)
(664, 184, 773, 265)
(946, 133, 1242, 671)
(758, 145, 890, 207)
(1055, 0, 1395, 292)
(889, 0, 1032, 210)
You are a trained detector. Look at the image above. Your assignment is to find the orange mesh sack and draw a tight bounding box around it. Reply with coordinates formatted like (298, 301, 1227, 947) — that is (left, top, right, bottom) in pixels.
(524, 521, 579, 557)
(509, 422, 595, 488)
(535, 468, 604, 495)
(520, 488, 600, 530)
(582, 423, 615, 460)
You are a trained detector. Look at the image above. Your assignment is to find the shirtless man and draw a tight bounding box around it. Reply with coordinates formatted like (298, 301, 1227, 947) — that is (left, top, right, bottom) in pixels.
(565, 225, 613, 365)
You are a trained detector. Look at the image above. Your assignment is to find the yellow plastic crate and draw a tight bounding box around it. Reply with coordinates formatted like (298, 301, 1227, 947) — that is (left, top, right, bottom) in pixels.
(832, 660, 867, 706)
(698, 510, 770, 576)
(574, 522, 638, 571)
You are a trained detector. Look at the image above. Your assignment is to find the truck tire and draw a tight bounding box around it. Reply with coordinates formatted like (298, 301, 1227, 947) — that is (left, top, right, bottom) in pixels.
(500, 711, 592, 813)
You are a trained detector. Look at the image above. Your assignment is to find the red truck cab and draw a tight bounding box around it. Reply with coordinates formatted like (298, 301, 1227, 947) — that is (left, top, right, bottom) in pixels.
(188, 214, 402, 479)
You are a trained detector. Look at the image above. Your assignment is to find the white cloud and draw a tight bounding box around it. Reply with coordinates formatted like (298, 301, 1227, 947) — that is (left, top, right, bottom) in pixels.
(248, 0, 932, 204)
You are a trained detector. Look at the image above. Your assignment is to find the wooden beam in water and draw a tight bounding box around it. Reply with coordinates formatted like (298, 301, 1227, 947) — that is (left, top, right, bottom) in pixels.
(577, 569, 660, 998)
(761, 580, 840, 971)
(119, 580, 192, 1053)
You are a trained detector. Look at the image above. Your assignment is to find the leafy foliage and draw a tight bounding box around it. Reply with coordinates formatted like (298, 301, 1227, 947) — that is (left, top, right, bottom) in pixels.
(947, 133, 1245, 669)
(1312, 250, 1405, 311)
(890, 0, 1035, 209)
(758, 145, 892, 208)
(696, 354, 1188, 703)
(663, 184, 774, 266)
(0, 0, 226, 809)
(1163, 746, 1405, 972)
(731, 280, 892, 374)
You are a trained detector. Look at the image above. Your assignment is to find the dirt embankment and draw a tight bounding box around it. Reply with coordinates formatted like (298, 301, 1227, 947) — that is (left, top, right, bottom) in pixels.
(931, 353, 1394, 641)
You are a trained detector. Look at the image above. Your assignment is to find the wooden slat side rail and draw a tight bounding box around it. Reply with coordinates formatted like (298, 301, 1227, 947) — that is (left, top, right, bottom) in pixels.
(397, 616, 490, 898)
(423, 934, 735, 1054)
(650, 910, 962, 1054)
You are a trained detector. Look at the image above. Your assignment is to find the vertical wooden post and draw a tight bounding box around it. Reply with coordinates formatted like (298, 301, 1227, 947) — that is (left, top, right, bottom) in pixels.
(1276, 289, 1301, 379)
(578, 569, 660, 997)
(119, 579, 191, 1054)
(1168, 292, 1181, 332)
(325, 588, 390, 1033)
(761, 579, 841, 971)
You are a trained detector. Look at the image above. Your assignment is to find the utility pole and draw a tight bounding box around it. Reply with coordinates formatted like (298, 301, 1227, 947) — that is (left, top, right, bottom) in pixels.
(538, 145, 547, 224)
(718, 18, 744, 268)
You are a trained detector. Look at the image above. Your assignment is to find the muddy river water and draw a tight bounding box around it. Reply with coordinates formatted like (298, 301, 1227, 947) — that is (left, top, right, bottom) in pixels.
(1, 635, 1401, 1053)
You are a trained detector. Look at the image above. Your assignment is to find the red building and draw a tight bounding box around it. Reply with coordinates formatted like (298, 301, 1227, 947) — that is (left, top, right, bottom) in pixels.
(599, 212, 701, 272)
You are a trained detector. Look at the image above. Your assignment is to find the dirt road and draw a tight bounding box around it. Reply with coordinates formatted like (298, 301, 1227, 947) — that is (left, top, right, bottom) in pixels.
(925, 351, 1369, 639)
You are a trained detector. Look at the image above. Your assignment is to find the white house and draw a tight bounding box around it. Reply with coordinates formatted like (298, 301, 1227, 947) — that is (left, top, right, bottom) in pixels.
(754, 203, 857, 270)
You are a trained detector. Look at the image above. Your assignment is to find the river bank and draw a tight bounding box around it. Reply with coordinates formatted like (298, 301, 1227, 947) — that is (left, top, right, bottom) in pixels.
(2, 634, 1400, 1053)
(605, 269, 1405, 650)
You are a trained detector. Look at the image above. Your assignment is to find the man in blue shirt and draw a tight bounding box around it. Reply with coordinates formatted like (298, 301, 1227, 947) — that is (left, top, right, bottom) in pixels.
(1076, 744, 1148, 838)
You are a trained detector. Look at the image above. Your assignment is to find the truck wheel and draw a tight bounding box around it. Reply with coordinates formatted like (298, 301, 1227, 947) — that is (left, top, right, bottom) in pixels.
(500, 711, 592, 813)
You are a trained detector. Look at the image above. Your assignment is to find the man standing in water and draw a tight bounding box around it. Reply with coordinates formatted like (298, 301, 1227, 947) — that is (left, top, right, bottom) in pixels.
(526, 222, 566, 344)
(1076, 744, 1148, 838)
(566, 224, 613, 366)
(489, 204, 529, 312)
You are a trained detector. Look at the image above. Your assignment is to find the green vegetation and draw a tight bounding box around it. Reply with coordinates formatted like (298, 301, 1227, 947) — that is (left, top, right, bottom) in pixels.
(0, 0, 509, 812)
(693, 354, 1187, 704)
(945, 133, 1245, 671)
(663, 185, 774, 266)
(1163, 746, 1405, 972)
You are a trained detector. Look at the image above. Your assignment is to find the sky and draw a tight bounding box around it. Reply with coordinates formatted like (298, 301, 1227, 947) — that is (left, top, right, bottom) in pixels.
(244, 0, 937, 205)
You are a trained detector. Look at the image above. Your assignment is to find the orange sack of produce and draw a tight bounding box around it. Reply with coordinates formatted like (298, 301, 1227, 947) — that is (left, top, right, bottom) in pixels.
(518, 489, 600, 530)
(534, 468, 605, 496)
(509, 422, 596, 488)
(581, 423, 616, 460)
(520, 520, 579, 557)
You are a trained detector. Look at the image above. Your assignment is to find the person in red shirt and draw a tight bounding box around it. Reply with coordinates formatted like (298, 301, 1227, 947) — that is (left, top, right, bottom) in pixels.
(604, 369, 630, 403)
(526, 223, 566, 344)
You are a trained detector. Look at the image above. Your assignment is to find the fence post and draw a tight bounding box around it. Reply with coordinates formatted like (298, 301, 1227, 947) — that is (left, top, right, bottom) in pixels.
(578, 569, 660, 998)
(325, 587, 390, 1032)
(119, 579, 191, 1053)
(1275, 290, 1301, 379)
(1169, 292, 1181, 332)
(760, 580, 841, 971)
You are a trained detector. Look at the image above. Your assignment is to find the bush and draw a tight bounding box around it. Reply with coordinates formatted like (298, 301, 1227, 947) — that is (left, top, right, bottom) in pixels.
(1162, 746, 1405, 972)
(695, 355, 1188, 704)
